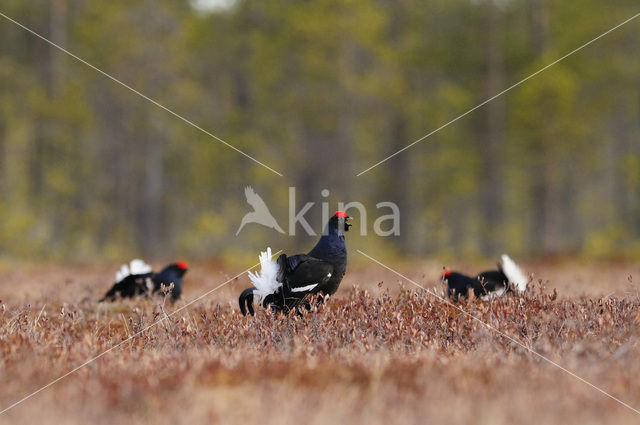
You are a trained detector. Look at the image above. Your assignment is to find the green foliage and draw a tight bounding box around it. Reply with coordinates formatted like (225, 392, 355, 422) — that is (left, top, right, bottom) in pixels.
(0, 0, 638, 260)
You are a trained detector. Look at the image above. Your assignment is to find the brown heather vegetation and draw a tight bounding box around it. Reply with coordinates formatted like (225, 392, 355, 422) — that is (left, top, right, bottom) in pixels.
(0, 262, 639, 424)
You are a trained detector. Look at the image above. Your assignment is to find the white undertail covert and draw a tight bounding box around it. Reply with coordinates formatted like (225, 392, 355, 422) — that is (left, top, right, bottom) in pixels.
(115, 259, 152, 283)
(248, 248, 282, 301)
(500, 254, 528, 292)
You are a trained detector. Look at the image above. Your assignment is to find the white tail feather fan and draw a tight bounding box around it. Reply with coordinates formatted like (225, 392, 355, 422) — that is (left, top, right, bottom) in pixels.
(115, 259, 152, 283)
(500, 254, 528, 293)
(248, 247, 282, 302)
(130, 259, 152, 275)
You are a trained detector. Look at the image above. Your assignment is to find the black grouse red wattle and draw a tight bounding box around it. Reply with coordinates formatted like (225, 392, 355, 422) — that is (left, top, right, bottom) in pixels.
(239, 211, 351, 315)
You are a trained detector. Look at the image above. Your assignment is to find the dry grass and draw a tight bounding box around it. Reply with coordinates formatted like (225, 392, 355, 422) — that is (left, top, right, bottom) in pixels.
(0, 261, 639, 424)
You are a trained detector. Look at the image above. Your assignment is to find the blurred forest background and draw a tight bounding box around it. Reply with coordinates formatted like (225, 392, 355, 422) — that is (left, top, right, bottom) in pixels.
(0, 0, 638, 262)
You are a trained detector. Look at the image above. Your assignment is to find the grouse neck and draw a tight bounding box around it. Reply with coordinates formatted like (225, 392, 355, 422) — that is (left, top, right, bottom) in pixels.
(325, 222, 344, 238)
(308, 225, 346, 260)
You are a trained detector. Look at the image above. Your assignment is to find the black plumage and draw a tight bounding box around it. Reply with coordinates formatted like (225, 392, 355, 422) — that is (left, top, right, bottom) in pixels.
(101, 272, 153, 301)
(444, 269, 509, 301)
(101, 261, 188, 303)
(239, 211, 351, 315)
(443, 254, 528, 301)
(151, 262, 189, 302)
(443, 271, 477, 301)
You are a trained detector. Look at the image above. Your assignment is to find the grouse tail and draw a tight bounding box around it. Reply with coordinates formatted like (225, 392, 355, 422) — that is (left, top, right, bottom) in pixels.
(239, 287, 256, 316)
(115, 259, 152, 283)
(247, 248, 282, 302)
(499, 254, 528, 293)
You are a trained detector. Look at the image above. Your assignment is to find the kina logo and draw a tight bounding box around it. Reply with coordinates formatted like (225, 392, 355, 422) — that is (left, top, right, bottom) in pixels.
(236, 186, 285, 235)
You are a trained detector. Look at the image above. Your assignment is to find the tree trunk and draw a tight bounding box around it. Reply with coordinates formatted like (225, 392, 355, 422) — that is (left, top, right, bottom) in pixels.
(385, 5, 414, 254)
(139, 125, 165, 257)
(612, 96, 634, 235)
(527, 0, 557, 255)
(480, 0, 505, 255)
(386, 112, 413, 254)
(50, 0, 67, 97)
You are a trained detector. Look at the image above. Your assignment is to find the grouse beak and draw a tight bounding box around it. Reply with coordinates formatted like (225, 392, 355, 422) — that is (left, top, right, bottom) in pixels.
(344, 215, 353, 232)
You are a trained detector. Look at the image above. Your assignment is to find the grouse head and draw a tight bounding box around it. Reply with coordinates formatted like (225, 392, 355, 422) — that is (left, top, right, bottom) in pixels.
(164, 261, 189, 277)
(328, 210, 352, 234)
(442, 269, 465, 286)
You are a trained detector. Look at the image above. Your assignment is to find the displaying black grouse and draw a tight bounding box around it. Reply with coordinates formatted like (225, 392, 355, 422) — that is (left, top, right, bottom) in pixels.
(239, 211, 351, 315)
(100, 259, 188, 303)
(443, 254, 528, 301)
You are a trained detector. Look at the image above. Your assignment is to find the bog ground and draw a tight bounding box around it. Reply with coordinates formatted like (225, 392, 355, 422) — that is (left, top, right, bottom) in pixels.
(1, 261, 639, 424)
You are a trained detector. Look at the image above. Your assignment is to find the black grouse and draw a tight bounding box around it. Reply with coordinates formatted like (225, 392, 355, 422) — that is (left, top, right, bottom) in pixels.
(443, 254, 528, 301)
(101, 259, 188, 303)
(239, 211, 351, 315)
